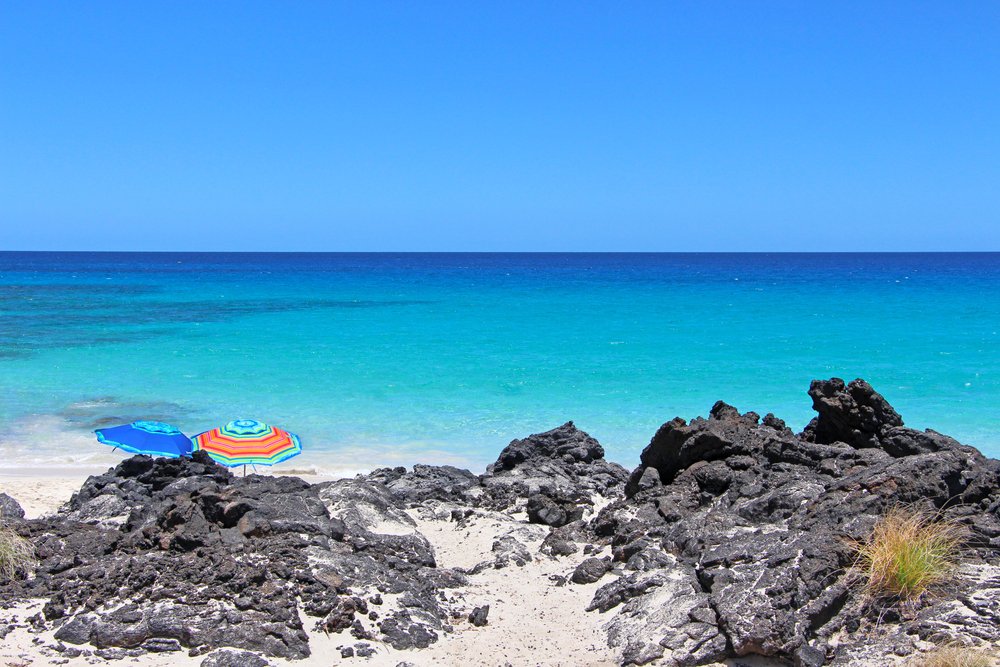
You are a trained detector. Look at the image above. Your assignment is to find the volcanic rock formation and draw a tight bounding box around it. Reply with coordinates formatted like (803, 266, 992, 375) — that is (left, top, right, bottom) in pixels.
(1, 378, 998, 666)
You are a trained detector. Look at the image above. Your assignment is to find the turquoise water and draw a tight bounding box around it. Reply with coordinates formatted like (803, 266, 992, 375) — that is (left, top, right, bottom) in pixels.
(1, 252, 997, 473)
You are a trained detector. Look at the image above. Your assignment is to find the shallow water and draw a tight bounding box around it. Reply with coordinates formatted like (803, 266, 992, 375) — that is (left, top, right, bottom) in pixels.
(1, 252, 997, 473)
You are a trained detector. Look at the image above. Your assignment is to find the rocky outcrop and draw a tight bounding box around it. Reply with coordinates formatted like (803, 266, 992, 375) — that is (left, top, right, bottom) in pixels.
(368, 421, 629, 530)
(1, 378, 998, 666)
(594, 378, 1000, 665)
(2, 452, 462, 659)
(476, 422, 630, 532)
(486, 421, 628, 496)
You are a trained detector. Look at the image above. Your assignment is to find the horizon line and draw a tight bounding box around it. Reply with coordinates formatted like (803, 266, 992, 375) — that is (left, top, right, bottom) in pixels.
(2, 249, 999, 255)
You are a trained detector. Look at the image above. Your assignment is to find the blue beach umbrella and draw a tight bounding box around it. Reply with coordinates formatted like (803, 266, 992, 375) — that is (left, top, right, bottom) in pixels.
(95, 420, 194, 459)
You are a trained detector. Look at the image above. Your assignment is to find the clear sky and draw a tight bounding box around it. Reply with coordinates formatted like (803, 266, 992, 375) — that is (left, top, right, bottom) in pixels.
(1, 2, 998, 251)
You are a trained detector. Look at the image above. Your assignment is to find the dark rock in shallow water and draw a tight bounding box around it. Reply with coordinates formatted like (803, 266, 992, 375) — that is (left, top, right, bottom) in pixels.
(0, 492, 25, 520)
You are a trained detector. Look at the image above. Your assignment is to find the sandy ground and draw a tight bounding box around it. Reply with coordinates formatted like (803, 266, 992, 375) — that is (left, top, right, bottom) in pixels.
(0, 471, 623, 667)
(0, 473, 86, 520)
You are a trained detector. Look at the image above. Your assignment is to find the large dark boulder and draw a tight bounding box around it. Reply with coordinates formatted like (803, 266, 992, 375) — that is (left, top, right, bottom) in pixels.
(801, 377, 964, 458)
(805, 377, 903, 448)
(0, 492, 25, 521)
(625, 402, 778, 494)
(481, 422, 630, 513)
(494, 420, 607, 468)
(571, 557, 611, 584)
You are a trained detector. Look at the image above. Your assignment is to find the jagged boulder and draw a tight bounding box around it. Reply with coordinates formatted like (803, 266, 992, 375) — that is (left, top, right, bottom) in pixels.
(804, 377, 903, 448)
(494, 420, 607, 468)
(481, 422, 629, 513)
(802, 378, 964, 458)
(371, 422, 630, 521)
(0, 492, 25, 521)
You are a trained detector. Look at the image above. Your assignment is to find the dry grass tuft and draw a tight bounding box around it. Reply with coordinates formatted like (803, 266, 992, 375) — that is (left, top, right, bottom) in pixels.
(854, 506, 964, 600)
(908, 644, 997, 667)
(0, 524, 35, 580)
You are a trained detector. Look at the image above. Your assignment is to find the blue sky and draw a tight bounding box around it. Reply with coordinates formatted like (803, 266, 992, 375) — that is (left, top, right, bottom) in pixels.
(1, 2, 998, 251)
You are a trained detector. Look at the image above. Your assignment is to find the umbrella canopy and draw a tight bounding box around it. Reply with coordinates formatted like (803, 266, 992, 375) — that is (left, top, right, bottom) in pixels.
(96, 421, 194, 458)
(192, 419, 302, 467)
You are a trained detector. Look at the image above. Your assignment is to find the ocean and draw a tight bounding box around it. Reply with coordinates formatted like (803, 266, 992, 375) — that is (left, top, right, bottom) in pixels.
(1, 252, 997, 474)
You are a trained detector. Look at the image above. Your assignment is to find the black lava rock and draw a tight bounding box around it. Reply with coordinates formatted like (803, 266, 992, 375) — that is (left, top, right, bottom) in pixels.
(571, 558, 611, 584)
(0, 493, 25, 521)
(598, 377, 1000, 665)
(200, 650, 271, 667)
(468, 605, 490, 627)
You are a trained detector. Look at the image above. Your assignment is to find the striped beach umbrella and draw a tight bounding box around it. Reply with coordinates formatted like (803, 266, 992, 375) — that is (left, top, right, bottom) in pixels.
(192, 419, 302, 469)
(96, 421, 193, 459)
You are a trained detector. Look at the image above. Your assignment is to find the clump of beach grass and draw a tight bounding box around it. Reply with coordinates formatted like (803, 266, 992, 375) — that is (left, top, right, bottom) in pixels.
(908, 643, 997, 667)
(854, 505, 965, 601)
(0, 523, 35, 580)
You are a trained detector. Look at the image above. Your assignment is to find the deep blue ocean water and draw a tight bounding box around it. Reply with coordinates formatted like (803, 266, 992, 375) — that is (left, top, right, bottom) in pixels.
(1, 252, 997, 473)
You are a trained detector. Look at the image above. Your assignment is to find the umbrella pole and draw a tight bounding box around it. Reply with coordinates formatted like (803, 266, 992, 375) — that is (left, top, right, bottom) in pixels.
(243, 464, 247, 477)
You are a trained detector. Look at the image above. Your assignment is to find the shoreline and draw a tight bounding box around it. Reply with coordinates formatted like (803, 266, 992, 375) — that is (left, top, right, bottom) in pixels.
(3, 400, 999, 482)
(0, 475, 89, 521)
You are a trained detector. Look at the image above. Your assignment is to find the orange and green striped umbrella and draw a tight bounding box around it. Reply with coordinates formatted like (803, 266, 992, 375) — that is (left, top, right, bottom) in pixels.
(192, 419, 302, 467)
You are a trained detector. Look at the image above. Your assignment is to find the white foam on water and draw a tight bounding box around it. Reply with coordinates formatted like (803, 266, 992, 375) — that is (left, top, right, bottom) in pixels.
(0, 412, 490, 477)
(0, 413, 122, 473)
